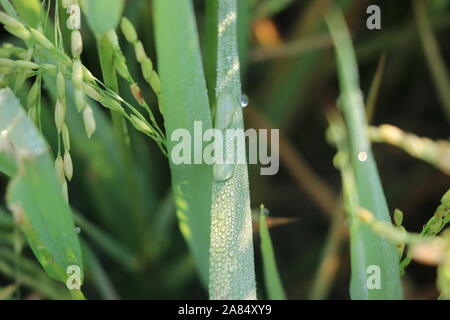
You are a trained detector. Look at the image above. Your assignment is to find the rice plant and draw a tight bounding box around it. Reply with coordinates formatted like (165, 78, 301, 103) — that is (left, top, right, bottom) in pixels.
(0, 0, 449, 301)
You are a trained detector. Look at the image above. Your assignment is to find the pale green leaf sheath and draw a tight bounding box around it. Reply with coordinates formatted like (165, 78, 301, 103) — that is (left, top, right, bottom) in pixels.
(209, 0, 257, 300)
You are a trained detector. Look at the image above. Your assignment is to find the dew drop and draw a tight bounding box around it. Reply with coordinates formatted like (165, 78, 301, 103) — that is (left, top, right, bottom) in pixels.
(74, 227, 81, 234)
(216, 90, 236, 130)
(358, 151, 368, 162)
(1, 129, 8, 137)
(213, 163, 235, 182)
(240, 94, 249, 108)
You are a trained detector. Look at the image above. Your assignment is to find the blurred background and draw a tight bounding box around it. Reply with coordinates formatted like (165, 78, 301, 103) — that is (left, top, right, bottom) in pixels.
(0, 0, 449, 299)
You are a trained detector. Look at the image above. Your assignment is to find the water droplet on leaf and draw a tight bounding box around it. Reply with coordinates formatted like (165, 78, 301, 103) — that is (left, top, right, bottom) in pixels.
(358, 151, 368, 162)
(240, 94, 249, 108)
(213, 164, 235, 182)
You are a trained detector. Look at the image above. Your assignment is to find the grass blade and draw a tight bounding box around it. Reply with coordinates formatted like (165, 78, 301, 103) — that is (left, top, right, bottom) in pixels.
(0, 88, 84, 297)
(326, 11, 403, 299)
(74, 213, 139, 272)
(413, 0, 450, 124)
(0, 284, 17, 300)
(0, 248, 71, 299)
(0, 207, 14, 229)
(81, 240, 119, 300)
(209, 0, 257, 300)
(259, 206, 286, 300)
(204, 0, 218, 105)
(153, 0, 213, 285)
(366, 54, 386, 123)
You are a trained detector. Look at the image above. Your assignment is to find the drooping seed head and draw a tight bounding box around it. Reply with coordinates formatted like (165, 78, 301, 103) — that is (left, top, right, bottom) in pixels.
(74, 88, 85, 112)
(40, 64, 57, 73)
(55, 99, 66, 133)
(0, 12, 30, 40)
(27, 80, 40, 107)
(0, 58, 15, 68)
(121, 17, 138, 43)
(62, 124, 70, 152)
(141, 58, 153, 81)
(82, 66, 96, 83)
(130, 83, 145, 106)
(393, 209, 403, 226)
(30, 28, 54, 49)
(72, 60, 83, 88)
(63, 151, 73, 181)
(149, 71, 161, 95)
(14, 60, 38, 69)
(430, 217, 443, 234)
(0, 11, 29, 39)
(83, 106, 96, 138)
(71, 30, 83, 58)
(4, 25, 30, 41)
(0, 11, 24, 30)
(55, 155, 65, 184)
(82, 83, 102, 101)
(114, 54, 131, 80)
(130, 115, 153, 135)
(379, 124, 404, 145)
(61, 180, 69, 203)
(100, 97, 124, 113)
(57, 71, 66, 101)
(134, 41, 147, 63)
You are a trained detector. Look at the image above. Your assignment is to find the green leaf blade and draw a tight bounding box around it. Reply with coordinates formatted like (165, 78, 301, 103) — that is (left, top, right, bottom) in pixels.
(326, 11, 403, 300)
(259, 209, 286, 300)
(0, 88, 83, 291)
(154, 0, 213, 286)
(209, 0, 257, 300)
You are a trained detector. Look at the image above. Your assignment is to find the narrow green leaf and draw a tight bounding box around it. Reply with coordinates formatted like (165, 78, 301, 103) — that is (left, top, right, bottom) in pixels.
(0, 149, 15, 176)
(209, 0, 257, 300)
(82, 240, 119, 300)
(0, 207, 14, 229)
(204, 0, 218, 105)
(154, 0, 213, 285)
(259, 206, 286, 300)
(0, 88, 83, 292)
(0, 284, 17, 300)
(326, 11, 403, 300)
(0, 248, 71, 299)
(74, 213, 139, 272)
(237, 0, 251, 80)
(414, 0, 450, 124)
(366, 54, 386, 123)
